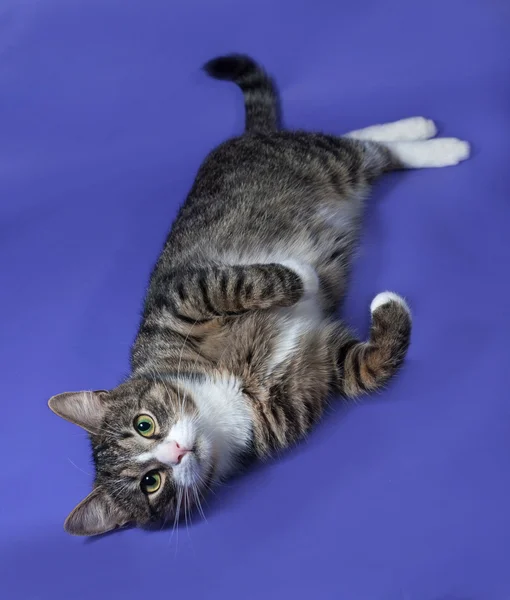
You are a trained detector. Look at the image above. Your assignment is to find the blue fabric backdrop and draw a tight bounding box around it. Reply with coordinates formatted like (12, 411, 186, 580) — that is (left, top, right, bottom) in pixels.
(1, 0, 509, 598)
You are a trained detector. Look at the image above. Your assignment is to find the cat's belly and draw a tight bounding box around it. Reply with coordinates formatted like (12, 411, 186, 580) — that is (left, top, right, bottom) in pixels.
(267, 259, 323, 374)
(219, 250, 338, 372)
(218, 198, 359, 277)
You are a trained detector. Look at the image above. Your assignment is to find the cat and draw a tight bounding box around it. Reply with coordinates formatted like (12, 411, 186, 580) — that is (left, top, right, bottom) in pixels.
(48, 54, 470, 536)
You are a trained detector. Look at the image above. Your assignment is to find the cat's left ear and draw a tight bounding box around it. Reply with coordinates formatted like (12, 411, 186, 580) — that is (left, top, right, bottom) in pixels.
(48, 390, 109, 434)
(64, 486, 128, 536)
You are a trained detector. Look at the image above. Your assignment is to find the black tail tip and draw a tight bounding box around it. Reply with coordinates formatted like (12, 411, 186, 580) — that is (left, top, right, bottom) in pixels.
(203, 54, 259, 81)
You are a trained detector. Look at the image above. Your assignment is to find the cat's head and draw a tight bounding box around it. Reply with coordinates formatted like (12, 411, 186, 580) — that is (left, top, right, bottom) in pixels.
(48, 378, 215, 536)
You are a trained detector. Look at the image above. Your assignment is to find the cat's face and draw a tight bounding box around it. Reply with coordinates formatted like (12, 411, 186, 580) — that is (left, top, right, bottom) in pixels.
(48, 379, 214, 535)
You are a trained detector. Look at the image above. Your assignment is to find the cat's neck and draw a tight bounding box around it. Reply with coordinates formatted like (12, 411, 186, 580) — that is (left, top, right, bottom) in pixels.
(176, 372, 254, 481)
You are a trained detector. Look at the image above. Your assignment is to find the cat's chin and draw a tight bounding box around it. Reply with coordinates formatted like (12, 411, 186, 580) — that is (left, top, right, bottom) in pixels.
(173, 450, 200, 487)
(171, 434, 213, 490)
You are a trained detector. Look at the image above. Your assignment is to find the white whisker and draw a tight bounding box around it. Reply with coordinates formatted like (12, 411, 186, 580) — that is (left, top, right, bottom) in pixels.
(66, 458, 91, 477)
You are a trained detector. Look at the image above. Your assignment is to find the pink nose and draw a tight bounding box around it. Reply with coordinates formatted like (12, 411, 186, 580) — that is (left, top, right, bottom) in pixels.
(164, 440, 190, 465)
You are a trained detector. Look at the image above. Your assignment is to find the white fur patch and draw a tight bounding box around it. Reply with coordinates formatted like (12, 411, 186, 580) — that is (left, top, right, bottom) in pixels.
(268, 260, 322, 373)
(135, 451, 152, 463)
(167, 416, 197, 456)
(159, 415, 203, 487)
(181, 374, 253, 481)
(370, 291, 410, 315)
(346, 117, 437, 142)
(386, 138, 470, 168)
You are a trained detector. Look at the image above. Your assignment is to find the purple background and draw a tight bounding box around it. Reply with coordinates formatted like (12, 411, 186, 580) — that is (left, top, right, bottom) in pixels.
(1, 1, 509, 598)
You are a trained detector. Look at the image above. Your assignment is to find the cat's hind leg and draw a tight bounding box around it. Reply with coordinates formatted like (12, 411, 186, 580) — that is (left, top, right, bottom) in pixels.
(386, 138, 470, 168)
(353, 136, 470, 174)
(345, 116, 437, 142)
(345, 117, 470, 167)
(331, 292, 412, 398)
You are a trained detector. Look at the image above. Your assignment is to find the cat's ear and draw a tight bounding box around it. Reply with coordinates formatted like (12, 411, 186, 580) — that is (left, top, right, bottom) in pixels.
(48, 390, 109, 434)
(64, 486, 128, 536)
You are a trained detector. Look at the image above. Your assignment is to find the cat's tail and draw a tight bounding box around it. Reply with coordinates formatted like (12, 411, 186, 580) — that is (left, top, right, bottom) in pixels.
(335, 292, 412, 398)
(203, 54, 279, 134)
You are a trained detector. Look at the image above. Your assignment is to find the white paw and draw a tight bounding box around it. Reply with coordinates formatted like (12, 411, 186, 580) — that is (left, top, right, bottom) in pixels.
(370, 291, 411, 314)
(394, 117, 437, 141)
(389, 138, 470, 168)
(345, 117, 437, 142)
(423, 138, 470, 166)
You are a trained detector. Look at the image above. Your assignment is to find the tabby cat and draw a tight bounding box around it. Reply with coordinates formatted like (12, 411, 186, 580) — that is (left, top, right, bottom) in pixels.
(49, 55, 470, 536)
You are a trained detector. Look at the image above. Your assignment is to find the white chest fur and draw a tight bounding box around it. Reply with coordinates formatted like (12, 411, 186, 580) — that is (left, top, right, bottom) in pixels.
(181, 374, 253, 480)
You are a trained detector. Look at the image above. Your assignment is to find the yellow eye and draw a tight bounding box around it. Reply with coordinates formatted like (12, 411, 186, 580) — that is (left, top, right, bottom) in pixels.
(141, 470, 161, 495)
(134, 414, 155, 437)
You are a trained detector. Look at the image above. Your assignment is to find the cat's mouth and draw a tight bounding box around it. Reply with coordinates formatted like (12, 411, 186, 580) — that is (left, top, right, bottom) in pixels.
(172, 441, 205, 487)
(176, 438, 217, 494)
(179, 451, 193, 466)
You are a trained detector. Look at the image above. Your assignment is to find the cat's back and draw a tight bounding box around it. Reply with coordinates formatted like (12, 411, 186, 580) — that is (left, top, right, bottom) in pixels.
(162, 130, 355, 271)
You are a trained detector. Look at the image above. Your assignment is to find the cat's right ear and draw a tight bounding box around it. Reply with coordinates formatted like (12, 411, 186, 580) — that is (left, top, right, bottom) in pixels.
(48, 390, 109, 434)
(64, 485, 128, 536)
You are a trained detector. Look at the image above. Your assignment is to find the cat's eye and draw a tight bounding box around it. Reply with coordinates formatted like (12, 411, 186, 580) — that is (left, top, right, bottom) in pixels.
(141, 470, 162, 495)
(134, 414, 156, 437)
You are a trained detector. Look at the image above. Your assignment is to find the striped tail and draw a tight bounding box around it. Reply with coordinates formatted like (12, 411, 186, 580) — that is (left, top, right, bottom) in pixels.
(338, 292, 412, 398)
(203, 54, 279, 134)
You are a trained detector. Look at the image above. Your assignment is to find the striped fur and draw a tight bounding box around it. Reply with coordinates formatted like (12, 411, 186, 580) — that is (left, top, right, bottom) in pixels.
(203, 54, 279, 133)
(47, 54, 469, 536)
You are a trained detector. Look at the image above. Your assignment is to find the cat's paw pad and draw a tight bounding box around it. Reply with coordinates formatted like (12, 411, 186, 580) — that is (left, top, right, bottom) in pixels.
(370, 291, 410, 315)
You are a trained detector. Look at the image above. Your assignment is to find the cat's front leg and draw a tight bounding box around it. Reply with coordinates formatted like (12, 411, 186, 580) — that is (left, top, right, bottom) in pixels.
(162, 264, 305, 323)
